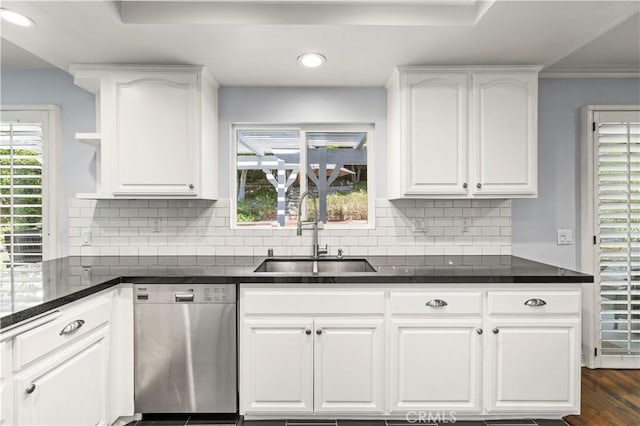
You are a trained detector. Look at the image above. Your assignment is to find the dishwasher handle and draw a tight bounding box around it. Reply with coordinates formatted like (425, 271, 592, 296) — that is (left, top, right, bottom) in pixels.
(175, 292, 195, 302)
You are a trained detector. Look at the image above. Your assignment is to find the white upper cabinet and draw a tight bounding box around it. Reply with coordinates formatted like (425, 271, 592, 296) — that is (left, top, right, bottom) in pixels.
(402, 73, 469, 196)
(71, 65, 219, 199)
(471, 73, 538, 196)
(387, 66, 540, 199)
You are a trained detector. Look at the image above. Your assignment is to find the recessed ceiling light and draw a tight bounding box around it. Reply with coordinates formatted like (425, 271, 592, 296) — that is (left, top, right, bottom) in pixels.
(0, 8, 35, 27)
(297, 53, 326, 68)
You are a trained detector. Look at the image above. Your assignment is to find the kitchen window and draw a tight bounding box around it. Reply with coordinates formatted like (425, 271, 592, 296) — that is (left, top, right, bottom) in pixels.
(231, 124, 374, 229)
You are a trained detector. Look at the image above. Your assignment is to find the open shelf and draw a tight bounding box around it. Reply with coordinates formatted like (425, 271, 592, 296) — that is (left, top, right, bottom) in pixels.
(75, 132, 101, 146)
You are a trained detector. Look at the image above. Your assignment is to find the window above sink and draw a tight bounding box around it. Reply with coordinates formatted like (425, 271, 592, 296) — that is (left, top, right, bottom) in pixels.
(231, 123, 375, 230)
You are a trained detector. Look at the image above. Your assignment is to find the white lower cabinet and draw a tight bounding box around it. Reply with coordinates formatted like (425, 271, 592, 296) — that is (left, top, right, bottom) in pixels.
(390, 319, 482, 413)
(242, 320, 314, 414)
(486, 318, 580, 413)
(242, 317, 384, 415)
(14, 328, 109, 426)
(240, 285, 582, 419)
(0, 286, 134, 426)
(314, 319, 384, 413)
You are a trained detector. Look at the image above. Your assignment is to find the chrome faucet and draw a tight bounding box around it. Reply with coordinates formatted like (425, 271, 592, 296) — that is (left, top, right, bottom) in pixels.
(296, 190, 328, 260)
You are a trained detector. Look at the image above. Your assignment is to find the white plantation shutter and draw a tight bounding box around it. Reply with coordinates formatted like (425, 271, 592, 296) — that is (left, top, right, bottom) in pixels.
(0, 121, 44, 266)
(596, 110, 640, 356)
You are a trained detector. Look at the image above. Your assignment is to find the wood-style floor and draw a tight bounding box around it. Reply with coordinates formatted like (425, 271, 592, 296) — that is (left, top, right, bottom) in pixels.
(564, 368, 640, 426)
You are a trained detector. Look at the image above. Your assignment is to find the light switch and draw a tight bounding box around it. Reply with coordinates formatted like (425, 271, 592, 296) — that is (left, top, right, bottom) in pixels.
(557, 229, 573, 245)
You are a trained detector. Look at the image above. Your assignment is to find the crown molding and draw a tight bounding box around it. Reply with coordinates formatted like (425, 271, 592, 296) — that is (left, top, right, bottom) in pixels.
(540, 67, 640, 79)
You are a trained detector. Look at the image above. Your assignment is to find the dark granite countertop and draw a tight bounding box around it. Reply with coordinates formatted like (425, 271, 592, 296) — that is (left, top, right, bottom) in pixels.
(1, 255, 592, 329)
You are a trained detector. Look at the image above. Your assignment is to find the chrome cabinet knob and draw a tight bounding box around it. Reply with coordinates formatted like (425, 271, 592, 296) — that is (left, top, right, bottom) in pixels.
(188, 184, 194, 190)
(476, 183, 482, 189)
(476, 328, 483, 335)
(492, 328, 499, 334)
(25, 384, 36, 394)
(316, 329, 323, 335)
(463, 183, 468, 189)
(305, 329, 311, 335)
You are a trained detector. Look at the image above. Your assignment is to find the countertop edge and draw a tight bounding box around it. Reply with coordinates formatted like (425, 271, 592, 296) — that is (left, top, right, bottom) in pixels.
(2, 272, 593, 330)
(0, 277, 122, 330)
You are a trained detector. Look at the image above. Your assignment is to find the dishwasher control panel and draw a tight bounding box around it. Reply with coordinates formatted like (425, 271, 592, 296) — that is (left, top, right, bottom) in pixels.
(134, 284, 236, 304)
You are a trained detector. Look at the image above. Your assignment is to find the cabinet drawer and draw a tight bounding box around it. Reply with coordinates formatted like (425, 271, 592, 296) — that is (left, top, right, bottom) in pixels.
(14, 297, 110, 369)
(390, 291, 482, 315)
(242, 290, 384, 315)
(487, 291, 580, 316)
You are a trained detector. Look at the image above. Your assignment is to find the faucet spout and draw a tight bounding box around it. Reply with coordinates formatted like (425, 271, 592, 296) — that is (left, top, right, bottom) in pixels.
(296, 190, 325, 260)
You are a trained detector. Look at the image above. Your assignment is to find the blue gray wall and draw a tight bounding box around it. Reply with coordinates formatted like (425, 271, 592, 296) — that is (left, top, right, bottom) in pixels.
(1, 68, 96, 256)
(512, 78, 640, 270)
(3, 68, 639, 266)
(218, 87, 388, 198)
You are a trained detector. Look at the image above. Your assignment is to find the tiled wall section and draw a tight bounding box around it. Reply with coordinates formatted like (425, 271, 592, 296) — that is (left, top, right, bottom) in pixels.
(68, 198, 512, 257)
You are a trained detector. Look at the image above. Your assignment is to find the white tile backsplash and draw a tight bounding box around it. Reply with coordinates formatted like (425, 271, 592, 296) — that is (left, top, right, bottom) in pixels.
(68, 198, 512, 256)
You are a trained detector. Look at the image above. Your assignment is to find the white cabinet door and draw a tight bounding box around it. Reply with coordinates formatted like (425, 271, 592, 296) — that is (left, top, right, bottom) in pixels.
(242, 319, 314, 414)
(487, 318, 580, 413)
(14, 329, 109, 426)
(471, 72, 538, 196)
(390, 319, 483, 413)
(313, 319, 384, 413)
(113, 72, 199, 196)
(403, 73, 469, 196)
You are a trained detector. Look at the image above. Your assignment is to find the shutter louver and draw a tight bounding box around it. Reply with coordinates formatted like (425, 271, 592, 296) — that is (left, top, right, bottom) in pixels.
(597, 115, 640, 356)
(0, 122, 44, 266)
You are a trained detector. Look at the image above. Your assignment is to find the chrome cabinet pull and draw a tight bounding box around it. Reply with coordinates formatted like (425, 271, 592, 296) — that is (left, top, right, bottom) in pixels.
(476, 183, 482, 189)
(25, 384, 36, 394)
(316, 329, 323, 335)
(188, 184, 194, 190)
(305, 329, 311, 335)
(463, 183, 468, 189)
(524, 298, 547, 307)
(492, 328, 499, 334)
(425, 299, 448, 308)
(59, 319, 85, 336)
(476, 328, 483, 335)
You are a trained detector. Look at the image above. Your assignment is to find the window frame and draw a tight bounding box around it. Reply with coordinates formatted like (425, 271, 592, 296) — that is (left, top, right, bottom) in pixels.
(230, 122, 375, 230)
(1, 105, 61, 261)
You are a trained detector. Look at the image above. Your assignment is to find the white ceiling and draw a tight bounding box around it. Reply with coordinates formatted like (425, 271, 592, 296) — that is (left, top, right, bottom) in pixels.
(1, 1, 638, 86)
(0, 38, 54, 71)
(548, 11, 640, 70)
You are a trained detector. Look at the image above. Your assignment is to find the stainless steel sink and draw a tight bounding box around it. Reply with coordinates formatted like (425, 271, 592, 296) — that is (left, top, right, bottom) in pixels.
(254, 258, 377, 273)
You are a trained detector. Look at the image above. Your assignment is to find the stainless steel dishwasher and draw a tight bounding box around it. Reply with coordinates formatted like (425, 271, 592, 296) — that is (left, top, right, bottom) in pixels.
(134, 284, 237, 414)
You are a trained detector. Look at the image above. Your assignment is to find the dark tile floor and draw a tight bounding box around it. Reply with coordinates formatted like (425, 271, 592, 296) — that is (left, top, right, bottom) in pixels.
(127, 418, 568, 426)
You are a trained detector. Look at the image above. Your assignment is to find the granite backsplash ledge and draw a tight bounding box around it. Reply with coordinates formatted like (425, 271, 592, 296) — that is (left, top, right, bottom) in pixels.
(68, 198, 512, 257)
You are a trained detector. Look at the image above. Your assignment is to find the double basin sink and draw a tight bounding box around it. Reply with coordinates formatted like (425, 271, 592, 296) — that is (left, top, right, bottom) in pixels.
(254, 258, 376, 274)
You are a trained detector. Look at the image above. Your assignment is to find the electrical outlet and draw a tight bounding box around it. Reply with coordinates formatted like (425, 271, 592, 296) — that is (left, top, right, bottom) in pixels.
(413, 220, 427, 233)
(557, 229, 573, 245)
(81, 229, 91, 246)
(81, 267, 92, 284)
(150, 218, 162, 233)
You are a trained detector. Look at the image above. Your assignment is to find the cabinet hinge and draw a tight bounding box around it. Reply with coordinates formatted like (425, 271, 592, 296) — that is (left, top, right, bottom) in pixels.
(594, 347, 598, 357)
(593, 122, 596, 132)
